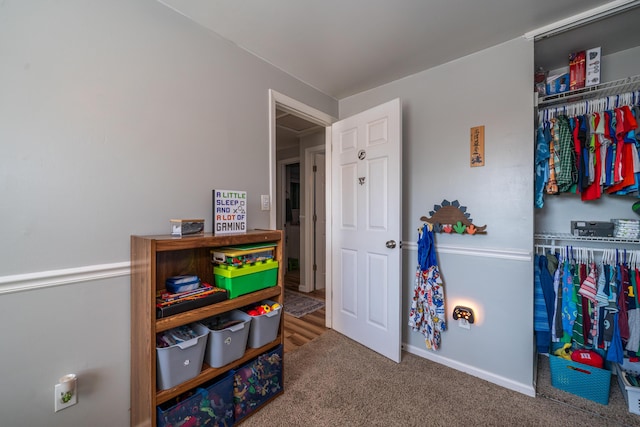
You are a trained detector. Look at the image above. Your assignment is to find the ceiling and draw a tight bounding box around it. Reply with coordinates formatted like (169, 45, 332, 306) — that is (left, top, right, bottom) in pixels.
(275, 108, 324, 148)
(158, 0, 639, 100)
(276, 108, 322, 136)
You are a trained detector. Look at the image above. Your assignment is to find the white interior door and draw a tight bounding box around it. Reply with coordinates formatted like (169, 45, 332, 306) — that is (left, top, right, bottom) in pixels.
(314, 152, 326, 290)
(331, 98, 402, 362)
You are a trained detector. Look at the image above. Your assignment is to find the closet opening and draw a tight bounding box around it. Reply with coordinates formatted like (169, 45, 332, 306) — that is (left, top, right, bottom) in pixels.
(532, 3, 640, 412)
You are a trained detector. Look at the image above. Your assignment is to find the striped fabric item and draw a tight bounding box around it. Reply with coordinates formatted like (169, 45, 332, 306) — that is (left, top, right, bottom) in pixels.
(579, 263, 598, 302)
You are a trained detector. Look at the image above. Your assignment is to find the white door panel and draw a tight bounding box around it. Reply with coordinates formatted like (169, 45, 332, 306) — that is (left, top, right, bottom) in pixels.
(340, 248, 358, 316)
(367, 157, 388, 229)
(331, 98, 402, 362)
(340, 163, 358, 228)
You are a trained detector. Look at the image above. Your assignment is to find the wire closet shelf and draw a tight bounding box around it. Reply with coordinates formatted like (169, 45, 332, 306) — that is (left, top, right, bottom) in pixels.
(535, 232, 640, 245)
(536, 73, 640, 109)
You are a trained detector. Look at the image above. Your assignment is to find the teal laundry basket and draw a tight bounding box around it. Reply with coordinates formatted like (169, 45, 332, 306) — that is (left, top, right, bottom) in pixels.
(549, 354, 611, 405)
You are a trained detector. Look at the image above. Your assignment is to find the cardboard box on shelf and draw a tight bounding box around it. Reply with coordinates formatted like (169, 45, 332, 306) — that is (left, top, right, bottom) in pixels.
(569, 50, 586, 90)
(586, 47, 601, 86)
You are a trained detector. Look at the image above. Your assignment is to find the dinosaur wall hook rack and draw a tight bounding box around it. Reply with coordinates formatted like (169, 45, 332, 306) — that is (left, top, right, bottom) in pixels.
(420, 199, 487, 235)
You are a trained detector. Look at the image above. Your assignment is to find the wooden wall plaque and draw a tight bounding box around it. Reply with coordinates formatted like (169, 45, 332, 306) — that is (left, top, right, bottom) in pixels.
(470, 125, 485, 167)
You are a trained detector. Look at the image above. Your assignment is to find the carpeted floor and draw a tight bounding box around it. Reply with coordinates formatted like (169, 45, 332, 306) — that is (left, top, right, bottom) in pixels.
(283, 291, 325, 318)
(241, 330, 639, 427)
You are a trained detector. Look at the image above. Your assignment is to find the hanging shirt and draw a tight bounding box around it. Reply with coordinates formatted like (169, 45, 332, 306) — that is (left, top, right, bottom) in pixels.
(535, 123, 550, 208)
(572, 262, 585, 346)
(627, 268, 640, 355)
(604, 111, 616, 187)
(556, 115, 577, 193)
(581, 113, 602, 201)
(618, 263, 630, 342)
(607, 106, 638, 194)
(553, 257, 564, 341)
(546, 118, 560, 194)
(561, 258, 577, 342)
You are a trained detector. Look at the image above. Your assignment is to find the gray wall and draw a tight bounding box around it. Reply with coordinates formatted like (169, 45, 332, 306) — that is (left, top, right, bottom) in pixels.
(0, 1, 336, 425)
(0, 0, 337, 275)
(340, 37, 536, 392)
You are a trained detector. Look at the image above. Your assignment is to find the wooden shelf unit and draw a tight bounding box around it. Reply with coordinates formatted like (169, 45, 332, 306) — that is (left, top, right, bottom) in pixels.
(130, 230, 284, 427)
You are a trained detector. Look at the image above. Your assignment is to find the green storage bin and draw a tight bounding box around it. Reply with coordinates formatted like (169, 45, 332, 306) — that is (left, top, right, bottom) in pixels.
(214, 260, 278, 298)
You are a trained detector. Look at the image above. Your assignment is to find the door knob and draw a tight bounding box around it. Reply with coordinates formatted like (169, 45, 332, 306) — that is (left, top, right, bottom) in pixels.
(386, 240, 396, 249)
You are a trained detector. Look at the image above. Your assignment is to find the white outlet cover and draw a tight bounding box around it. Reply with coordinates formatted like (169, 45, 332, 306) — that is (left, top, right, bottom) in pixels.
(54, 382, 77, 412)
(458, 318, 470, 330)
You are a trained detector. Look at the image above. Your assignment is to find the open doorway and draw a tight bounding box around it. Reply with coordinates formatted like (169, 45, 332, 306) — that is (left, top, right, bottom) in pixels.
(269, 90, 334, 349)
(274, 109, 325, 293)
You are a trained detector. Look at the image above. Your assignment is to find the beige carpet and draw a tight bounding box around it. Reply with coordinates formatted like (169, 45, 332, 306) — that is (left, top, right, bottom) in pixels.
(242, 330, 639, 427)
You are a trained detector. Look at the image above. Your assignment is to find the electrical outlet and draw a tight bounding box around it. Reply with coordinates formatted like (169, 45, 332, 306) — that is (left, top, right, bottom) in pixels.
(54, 376, 77, 412)
(458, 318, 470, 330)
(261, 195, 270, 211)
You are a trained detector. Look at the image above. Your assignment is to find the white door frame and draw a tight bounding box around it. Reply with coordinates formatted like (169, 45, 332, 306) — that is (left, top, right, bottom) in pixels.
(277, 156, 300, 281)
(301, 144, 325, 294)
(268, 89, 335, 327)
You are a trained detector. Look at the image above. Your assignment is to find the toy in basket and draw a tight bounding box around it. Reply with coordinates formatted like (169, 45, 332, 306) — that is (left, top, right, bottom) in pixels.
(243, 300, 282, 348)
(616, 358, 640, 415)
(233, 345, 283, 422)
(549, 345, 611, 405)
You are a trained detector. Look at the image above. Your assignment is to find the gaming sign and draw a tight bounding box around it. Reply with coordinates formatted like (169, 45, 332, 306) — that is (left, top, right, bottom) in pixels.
(213, 189, 247, 235)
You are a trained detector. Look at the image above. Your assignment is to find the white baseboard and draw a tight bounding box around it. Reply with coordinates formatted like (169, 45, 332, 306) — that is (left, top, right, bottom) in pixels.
(0, 262, 131, 295)
(403, 341, 536, 397)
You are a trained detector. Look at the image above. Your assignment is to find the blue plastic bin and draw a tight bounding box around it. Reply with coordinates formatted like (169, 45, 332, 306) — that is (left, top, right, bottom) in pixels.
(549, 354, 611, 405)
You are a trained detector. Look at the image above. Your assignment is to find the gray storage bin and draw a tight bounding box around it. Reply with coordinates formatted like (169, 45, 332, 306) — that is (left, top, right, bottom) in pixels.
(156, 323, 208, 390)
(247, 299, 282, 348)
(200, 310, 252, 368)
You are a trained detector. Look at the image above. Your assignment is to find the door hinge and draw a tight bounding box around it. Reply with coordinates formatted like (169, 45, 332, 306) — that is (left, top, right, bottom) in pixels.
(313, 264, 317, 271)
(313, 165, 317, 172)
(313, 214, 317, 222)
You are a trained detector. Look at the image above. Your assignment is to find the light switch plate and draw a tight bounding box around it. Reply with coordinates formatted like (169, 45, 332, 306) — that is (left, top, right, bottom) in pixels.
(261, 195, 270, 211)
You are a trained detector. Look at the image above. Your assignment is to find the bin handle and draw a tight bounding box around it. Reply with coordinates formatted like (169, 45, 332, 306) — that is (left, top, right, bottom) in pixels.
(265, 308, 280, 318)
(176, 337, 198, 350)
(567, 365, 591, 375)
(228, 322, 245, 332)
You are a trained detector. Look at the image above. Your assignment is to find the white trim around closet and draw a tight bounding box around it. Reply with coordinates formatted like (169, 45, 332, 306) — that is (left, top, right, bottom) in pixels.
(524, 0, 640, 41)
(0, 261, 130, 295)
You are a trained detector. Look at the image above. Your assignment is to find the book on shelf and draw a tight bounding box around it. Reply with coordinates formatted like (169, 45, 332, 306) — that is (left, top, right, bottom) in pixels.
(158, 283, 214, 303)
(156, 288, 228, 318)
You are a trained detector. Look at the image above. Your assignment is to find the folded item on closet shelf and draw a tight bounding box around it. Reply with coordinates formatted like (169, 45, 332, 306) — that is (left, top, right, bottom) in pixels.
(546, 73, 570, 95)
(612, 219, 640, 238)
(612, 219, 640, 226)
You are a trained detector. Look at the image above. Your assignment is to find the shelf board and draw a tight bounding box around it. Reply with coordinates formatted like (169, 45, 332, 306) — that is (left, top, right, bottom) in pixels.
(135, 230, 282, 252)
(156, 286, 281, 333)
